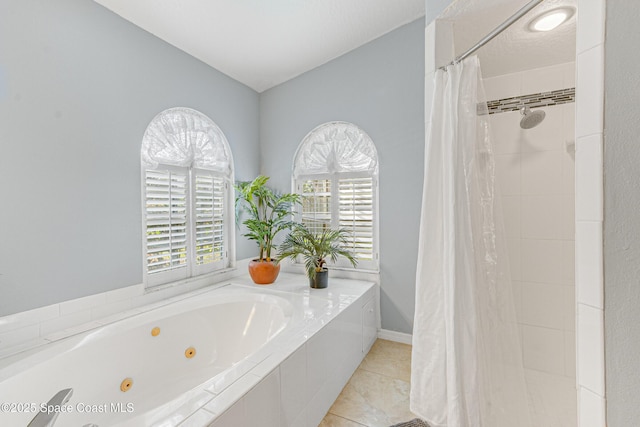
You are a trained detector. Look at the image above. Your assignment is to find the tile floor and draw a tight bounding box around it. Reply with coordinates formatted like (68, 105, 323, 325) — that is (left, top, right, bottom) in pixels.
(319, 339, 415, 427)
(318, 339, 578, 427)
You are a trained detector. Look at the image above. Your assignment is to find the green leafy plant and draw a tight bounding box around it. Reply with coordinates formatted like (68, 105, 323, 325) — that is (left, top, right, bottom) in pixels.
(278, 224, 358, 279)
(235, 175, 300, 262)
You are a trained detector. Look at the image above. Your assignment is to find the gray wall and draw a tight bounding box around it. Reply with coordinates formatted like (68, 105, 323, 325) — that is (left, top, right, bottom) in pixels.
(604, 1, 640, 425)
(0, 0, 260, 316)
(260, 18, 425, 334)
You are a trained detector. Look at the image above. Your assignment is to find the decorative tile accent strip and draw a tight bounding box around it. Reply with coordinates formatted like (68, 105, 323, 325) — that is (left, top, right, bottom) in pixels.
(483, 87, 575, 115)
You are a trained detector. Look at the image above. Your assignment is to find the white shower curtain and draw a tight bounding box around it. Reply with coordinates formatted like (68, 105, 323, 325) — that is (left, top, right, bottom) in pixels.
(410, 56, 531, 427)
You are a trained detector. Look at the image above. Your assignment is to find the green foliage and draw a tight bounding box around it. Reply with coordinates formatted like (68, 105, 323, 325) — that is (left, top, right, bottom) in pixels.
(235, 176, 301, 262)
(278, 224, 358, 279)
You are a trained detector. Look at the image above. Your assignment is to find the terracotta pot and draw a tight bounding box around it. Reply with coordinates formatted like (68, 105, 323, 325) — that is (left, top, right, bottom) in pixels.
(309, 269, 329, 289)
(248, 259, 280, 285)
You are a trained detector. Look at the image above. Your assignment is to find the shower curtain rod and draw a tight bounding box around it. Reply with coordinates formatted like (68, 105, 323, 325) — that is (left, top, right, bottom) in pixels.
(439, 0, 544, 70)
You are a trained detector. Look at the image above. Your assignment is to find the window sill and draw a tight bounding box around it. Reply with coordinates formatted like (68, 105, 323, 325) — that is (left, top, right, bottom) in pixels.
(280, 261, 380, 283)
(144, 258, 249, 295)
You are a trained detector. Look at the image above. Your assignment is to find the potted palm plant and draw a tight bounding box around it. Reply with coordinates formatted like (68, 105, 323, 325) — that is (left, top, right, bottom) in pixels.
(235, 175, 300, 284)
(278, 224, 357, 288)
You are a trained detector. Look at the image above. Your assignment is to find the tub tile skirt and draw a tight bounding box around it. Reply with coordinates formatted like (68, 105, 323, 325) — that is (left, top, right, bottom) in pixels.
(390, 419, 430, 427)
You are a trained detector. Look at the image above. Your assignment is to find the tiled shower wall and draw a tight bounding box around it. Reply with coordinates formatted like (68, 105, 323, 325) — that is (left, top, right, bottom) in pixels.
(485, 62, 576, 379)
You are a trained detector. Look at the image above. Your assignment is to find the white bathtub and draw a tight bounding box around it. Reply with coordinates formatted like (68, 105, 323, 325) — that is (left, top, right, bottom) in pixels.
(0, 276, 376, 427)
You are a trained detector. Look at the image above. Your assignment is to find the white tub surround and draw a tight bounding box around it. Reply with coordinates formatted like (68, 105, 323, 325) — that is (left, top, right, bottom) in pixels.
(0, 274, 377, 427)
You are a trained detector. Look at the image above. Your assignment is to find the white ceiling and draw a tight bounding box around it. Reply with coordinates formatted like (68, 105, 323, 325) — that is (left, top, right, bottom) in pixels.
(441, 0, 577, 77)
(92, 0, 425, 93)
(92, 0, 576, 90)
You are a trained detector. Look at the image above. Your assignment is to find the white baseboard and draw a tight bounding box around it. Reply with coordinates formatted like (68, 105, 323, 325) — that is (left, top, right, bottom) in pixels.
(377, 329, 413, 345)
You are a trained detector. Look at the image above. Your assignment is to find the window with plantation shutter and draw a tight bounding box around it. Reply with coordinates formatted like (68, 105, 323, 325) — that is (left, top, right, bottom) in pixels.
(145, 168, 188, 281)
(293, 122, 379, 271)
(338, 177, 374, 263)
(193, 172, 226, 271)
(141, 108, 234, 287)
(300, 178, 332, 234)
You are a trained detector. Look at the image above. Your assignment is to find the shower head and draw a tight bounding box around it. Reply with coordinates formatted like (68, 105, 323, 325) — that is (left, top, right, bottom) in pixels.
(520, 106, 546, 129)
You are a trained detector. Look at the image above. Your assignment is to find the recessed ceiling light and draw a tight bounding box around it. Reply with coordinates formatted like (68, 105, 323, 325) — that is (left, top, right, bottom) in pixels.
(529, 7, 575, 32)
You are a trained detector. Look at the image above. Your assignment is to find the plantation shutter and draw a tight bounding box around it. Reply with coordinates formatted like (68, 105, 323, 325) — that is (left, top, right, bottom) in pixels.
(299, 178, 332, 235)
(338, 177, 375, 264)
(193, 171, 226, 271)
(144, 168, 189, 281)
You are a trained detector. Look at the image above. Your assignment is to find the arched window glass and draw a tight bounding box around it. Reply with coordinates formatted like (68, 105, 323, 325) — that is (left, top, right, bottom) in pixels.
(141, 108, 234, 286)
(293, 122, 379, 271)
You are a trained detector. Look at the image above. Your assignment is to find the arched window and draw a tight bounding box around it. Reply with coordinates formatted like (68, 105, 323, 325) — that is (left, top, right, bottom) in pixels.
(293, 122, 379, 271)
(141, 107, 234, 286)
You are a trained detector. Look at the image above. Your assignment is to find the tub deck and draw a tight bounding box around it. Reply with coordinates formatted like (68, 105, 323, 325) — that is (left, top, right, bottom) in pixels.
(0, 273, 377, 427)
